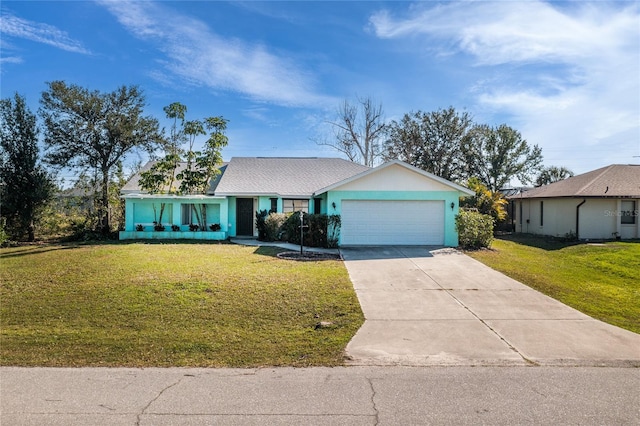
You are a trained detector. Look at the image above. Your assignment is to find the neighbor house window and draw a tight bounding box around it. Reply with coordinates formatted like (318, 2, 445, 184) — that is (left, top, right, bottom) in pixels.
(540, 201, 544, 227)
(269, 198, 278, 214)
(283, 199, 309, 213)
(621, 200, 637, 225)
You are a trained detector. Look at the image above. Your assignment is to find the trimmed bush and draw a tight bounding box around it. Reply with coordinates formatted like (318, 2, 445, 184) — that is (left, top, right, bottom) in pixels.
(455, 209, 494, 249)
(327, 214, 341, 248)
(265, 213, 287, 241)
(257, 211, 341, 248)
(282, 212, 329, 248)
(0, 221, 9, 247)
(255, 209, 268, 241)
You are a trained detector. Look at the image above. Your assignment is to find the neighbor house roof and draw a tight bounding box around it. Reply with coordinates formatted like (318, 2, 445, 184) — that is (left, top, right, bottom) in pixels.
(213, 157, 370, 197)
(514, 164, 640, 199)
(121, 161, 228, 195)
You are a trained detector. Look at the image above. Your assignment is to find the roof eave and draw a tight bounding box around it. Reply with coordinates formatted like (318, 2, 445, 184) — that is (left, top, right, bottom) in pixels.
(314, 160, 474, 196)
(510, 194, 640, 200)
(121, 193, 226, 199)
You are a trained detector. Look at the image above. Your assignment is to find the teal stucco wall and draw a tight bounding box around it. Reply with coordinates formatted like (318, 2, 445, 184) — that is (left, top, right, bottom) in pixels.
(326, 190, 462, 247)
(121, 196, 229, 240)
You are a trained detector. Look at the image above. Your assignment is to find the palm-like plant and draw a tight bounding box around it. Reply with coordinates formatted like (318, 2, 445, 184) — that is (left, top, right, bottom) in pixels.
(535, 166, 574, 187)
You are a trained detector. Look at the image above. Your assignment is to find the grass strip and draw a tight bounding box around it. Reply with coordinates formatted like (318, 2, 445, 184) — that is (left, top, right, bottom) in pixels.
(0, 242, 364, 367)
(467, 236, 639, 334)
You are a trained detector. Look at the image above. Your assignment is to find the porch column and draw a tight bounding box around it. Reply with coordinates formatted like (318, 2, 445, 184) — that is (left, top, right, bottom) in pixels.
(220, 199, 229, 234)
(173, 202, 181, 228)
(124, 199, 135, 231)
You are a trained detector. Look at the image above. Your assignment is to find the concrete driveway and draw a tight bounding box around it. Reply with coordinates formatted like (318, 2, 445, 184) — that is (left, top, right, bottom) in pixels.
(342, 246, 640, 367)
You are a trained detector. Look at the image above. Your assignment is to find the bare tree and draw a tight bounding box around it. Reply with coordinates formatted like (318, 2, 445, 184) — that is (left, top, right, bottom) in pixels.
(317, 97, 386, 167)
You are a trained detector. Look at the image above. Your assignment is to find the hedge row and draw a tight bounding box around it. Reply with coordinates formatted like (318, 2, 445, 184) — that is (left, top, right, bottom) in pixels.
(255, 210, 341, 248)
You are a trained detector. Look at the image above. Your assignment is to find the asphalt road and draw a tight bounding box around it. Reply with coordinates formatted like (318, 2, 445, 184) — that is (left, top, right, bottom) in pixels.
(2, 366, 639, 425)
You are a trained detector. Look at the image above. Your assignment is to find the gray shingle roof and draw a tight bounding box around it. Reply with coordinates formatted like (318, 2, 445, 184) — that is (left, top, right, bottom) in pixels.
(214, 157, 370, 197)
(514, 164, 640, 199)
(121, 157, 369, 196)
(121, 161, 228, 194)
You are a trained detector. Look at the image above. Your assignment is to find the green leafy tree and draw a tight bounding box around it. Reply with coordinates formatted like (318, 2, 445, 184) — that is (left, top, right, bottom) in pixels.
(39, 81, 163, 233)
(460, 177, 508, 224)
(535, 166, 574, 187)
(138, 102, 187, 227)
(384, 107, 474, 182)
(139, 103, 228, 229)
(177, 116, 228, 228)
(0, 93, 55, 241)
(464, 124, 543, 191)
(109, 162, 128, 231)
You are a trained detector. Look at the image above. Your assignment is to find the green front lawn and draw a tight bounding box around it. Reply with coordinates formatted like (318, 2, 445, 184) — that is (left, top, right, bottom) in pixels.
(467, 236, 640, 334)
(0, 242, 364, 367)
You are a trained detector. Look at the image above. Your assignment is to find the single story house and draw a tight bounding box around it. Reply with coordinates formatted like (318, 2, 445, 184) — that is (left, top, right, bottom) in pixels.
(511, 164, 640, 240)
(120, 157, 474, 246)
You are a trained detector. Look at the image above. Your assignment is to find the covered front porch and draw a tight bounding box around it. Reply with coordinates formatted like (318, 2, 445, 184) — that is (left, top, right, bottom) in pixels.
(119, 194, 229, 240)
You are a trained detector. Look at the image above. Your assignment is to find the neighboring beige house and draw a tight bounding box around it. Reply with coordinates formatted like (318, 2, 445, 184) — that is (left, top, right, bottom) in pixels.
(512, 164, 640, 240)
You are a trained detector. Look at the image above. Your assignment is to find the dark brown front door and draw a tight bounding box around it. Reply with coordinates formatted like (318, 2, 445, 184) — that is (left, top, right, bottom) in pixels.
(236, 198, 254, 236)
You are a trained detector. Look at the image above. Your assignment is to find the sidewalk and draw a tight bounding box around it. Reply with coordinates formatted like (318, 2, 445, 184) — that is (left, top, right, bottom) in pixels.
(230, 238, 341, 255)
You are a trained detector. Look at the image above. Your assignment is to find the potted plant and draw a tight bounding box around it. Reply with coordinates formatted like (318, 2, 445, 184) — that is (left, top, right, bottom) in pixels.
(209, 223, 221, 231)
(135, 224, 144, 232)
(171, 224, 180, 232)
(189, 223, 199, 232)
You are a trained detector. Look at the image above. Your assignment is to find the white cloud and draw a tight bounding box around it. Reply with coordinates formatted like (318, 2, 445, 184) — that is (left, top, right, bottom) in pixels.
(98, 0, 335, 108)
(0, 56, 23, 64)
(370, 1, 640, 172)
(0, 11, 91, 54)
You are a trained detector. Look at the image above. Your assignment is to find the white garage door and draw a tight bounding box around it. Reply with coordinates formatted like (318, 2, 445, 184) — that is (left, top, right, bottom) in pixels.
(341, 200, 445, 245)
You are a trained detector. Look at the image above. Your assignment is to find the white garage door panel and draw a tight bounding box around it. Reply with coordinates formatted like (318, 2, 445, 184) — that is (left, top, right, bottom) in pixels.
(341, 200, 444, 245)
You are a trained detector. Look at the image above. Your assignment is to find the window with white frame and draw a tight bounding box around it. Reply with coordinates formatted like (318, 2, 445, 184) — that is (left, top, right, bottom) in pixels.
(621, 200, 637, 225)
(283, 199, 309, 213)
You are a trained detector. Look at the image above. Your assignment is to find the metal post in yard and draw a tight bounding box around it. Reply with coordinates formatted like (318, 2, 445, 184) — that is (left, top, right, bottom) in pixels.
(300, 211, 304, 255)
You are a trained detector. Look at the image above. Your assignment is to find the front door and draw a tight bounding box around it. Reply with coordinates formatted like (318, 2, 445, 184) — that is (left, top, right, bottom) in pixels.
(236, 198, 254, 236)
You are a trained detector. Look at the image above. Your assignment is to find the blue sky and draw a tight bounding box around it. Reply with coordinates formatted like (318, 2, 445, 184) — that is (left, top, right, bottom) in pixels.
(1, 1, 639, 185)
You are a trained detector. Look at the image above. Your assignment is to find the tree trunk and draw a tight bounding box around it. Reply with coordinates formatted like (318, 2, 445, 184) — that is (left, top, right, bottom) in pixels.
(100, 167, 110, 234)
(192, 205, 201, 230)
(158, 203, 165, 225)
(199, 204, 207, 229)
(28, 220, 35, 242)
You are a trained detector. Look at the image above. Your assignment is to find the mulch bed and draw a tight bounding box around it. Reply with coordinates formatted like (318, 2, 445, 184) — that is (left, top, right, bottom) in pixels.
(276, 251, 342, 261)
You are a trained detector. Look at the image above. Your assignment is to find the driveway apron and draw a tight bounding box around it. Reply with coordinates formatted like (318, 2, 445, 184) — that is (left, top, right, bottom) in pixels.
(342, 246, 640, 366)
